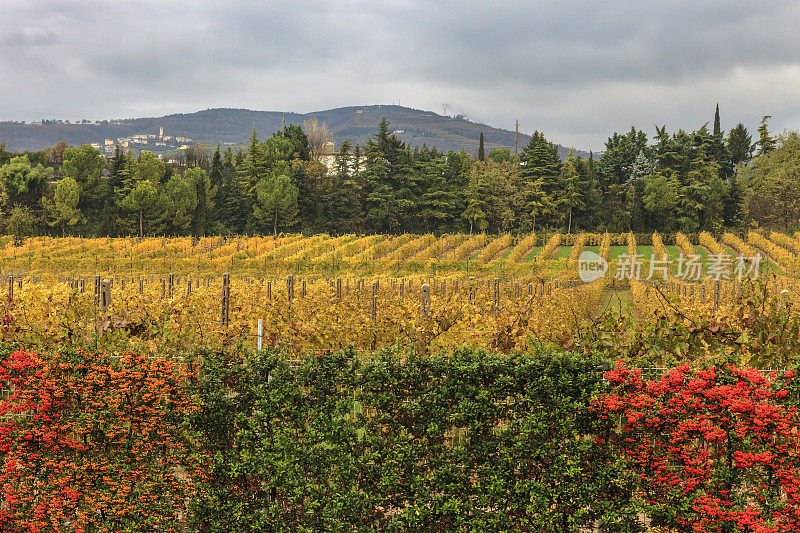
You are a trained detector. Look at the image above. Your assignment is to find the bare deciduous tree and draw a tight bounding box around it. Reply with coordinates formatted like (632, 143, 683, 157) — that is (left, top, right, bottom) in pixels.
(303, 117, 334, 162)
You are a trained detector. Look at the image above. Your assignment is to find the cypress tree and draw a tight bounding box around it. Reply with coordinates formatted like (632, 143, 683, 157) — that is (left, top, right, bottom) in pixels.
(710, 104, 732, 179)
(478, 131, 485, 162)
(209, 146, 223, 191)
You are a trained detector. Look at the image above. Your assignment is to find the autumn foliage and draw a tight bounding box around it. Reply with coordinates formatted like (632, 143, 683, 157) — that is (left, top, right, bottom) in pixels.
(597, 362, 800, 532)
(0, 349, 196, 533)
(5, 344, 800, 531)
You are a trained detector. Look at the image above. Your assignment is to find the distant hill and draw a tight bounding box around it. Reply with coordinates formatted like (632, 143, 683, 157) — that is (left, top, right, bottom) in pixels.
(0, 105, 591, 159)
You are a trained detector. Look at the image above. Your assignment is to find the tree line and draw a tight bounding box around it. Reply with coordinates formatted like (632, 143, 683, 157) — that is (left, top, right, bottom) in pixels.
(0, 104, 796, 239)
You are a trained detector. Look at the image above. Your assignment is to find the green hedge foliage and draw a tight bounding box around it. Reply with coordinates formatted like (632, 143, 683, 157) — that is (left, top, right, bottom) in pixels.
(188, 347, 640, 532)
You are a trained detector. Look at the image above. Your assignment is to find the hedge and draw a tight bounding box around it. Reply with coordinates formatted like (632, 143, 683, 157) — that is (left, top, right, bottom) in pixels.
(3, 345, 800, 532)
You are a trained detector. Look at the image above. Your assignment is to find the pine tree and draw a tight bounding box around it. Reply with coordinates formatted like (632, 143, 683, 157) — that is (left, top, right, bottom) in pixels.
(523, 176, 552, 234)
(161, 173, 197, 234)
(723, 174, 743, 227)
(117, 152, 164, 237)
(418, 154, 457, 232)
(478, 131, 485, 162)
(253, 173, 299, 236)
(519, 131, 561, 194)
(756, 115, 776, 156)
(627, 150, 650, 184)
(363, 118, 413, 232)
(241, 128, 267, 191)
(216, 168, 249, 234)
(462, 170, 487, 234)
(598, 127, 648, 187)
(318, 140, 359, 232)
(728, 123, 754, 167)
(560, 151, 585, 234)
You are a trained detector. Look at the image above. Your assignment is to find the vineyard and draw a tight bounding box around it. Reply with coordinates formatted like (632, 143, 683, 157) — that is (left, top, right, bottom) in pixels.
(0, 230, 798, 358)
(5, 231, 800, 531)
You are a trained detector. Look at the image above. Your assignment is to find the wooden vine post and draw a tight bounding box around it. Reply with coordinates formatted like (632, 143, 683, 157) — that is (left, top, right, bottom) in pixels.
(421, 283, 431, 318)
(493, 278, 500, 315)
(371, 281, 378, 322)
(100, 279, 111, 313)
(221, 272, 230, 327)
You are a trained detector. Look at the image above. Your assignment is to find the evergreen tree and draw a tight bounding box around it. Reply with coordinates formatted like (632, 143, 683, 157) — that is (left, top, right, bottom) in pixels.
(598, 127, 648, 187)
(519, 131, 561, 193)
(215, 167, 249, 234)
(628, 179, 647, 231)
(363, 118, 413, 232)
(161, 174, 197, 234)
(625, 151, 650, 230)
(222, 147, 235, 169)
(240, 128, 268, 191)
(417, 153, 457, 232)
(477, 131, 485, 162)
(331, 141, 363, 233)
(677, 148, 718, 232)
(728, 123, 754, 167)
(627, 150, 651, 184)
(710, 104, 733, 179)
(119, 180, 158, 238)
(560, 152, 585, 234)
(186, 167, 215, 238)
(0, 155, 52, 209)
(518, 131, 560, 229)
(209, 146, 224, 192)
(523, 175, 552, 234)
(756, 115, 776, 156)
(42, 176, 82, 236)
(282, 124, 311, 161)
(253, 173, 299, 236)
(644, 171, 680, 232)
(462, 170, 487, 234)
(723, 174, 744, 227)
(117, 151, 165, 237)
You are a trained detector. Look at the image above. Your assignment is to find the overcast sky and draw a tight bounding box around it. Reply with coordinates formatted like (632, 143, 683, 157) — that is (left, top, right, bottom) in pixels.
(1, 0, 798, 151)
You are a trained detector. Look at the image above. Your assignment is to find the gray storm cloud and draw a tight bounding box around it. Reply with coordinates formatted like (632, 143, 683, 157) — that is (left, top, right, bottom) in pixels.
(0, 0, 798, 151)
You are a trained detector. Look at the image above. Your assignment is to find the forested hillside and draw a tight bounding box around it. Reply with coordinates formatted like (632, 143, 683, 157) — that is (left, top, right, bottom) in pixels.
(0, 105, 588, 158)
(0, 106, 794, 238)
